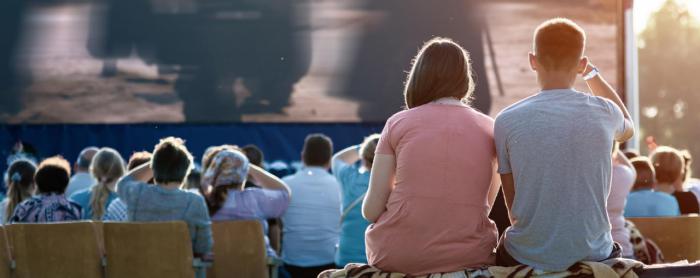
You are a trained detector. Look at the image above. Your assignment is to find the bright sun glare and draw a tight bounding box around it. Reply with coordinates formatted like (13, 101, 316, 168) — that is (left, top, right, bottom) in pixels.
(635, 0, 700, 33)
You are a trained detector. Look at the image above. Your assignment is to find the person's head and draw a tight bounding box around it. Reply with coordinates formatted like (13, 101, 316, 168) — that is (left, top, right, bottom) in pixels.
(4, 159, 37, 222)
(75, 146, 99, 173)
(242, 144, 264, 167)
(201, 145, 238, 174)
(403, 37, 475, 109)
(650, 146, 685, 190)
(151, 137, 193, 185)
(301, 134, 333, 168)
(360, 134, 381, 169)
(89, 147, 126, 220)
(529, 18, 587, 86)
(202, 150, 250, 215)
(127, 151, 152, 171)
(35, 156, 71, 195)
(631, 157, 656, 191)
(185, 170, 201, 191)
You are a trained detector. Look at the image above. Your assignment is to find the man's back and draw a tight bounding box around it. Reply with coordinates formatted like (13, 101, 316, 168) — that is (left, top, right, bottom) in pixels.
(495, 89, 625, 271)
(281, 167, 341, 267)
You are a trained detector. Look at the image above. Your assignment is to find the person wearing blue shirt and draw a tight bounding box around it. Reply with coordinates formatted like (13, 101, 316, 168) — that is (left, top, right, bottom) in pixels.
(69, 148, 124, 220)
(625, 157, 681, 217)
(331, 134, 379, 267)
(281, 134, 341, 278)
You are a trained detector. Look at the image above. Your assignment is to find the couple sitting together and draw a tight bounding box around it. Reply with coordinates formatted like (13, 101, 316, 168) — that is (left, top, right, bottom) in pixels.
(324, 18, 639, 277)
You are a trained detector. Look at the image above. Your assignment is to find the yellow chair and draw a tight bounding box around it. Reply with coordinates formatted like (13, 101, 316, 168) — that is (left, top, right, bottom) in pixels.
(6, 221, 104, 278)
(208, 221, 272, 278)
(629, 215, 700, 262)
(103, 221, 206, 278)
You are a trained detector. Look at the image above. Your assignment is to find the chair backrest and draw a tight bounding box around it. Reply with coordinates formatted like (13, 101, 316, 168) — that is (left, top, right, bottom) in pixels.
(103, 221, 195, 278)
(7, 221, 104, 278)
(629, 215, 700, 262)
(0, 226, 13, 278)
(209, 221, 268, 278)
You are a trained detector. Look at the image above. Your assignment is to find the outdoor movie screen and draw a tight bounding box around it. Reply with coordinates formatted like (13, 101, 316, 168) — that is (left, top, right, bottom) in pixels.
(0, 0, 620, 123)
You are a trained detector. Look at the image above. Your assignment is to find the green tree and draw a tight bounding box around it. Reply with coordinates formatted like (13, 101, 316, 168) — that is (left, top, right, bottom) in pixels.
(638, 0, 700, 175)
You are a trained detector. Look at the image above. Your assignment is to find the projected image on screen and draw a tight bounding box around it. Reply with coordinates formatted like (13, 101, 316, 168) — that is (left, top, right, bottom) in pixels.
(0, 0, 619, 123)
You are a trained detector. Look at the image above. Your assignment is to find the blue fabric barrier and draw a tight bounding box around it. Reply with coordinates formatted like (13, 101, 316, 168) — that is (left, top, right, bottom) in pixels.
(0, 123, 385, 192)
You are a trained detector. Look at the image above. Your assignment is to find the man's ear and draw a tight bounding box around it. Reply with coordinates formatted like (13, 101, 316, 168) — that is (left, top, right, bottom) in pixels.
(577, 56, 589, 74)
(528, 52, 538, 72)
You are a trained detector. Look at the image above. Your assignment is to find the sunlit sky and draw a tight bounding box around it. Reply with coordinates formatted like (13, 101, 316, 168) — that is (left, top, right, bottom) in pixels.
(635, 0, 700, 33)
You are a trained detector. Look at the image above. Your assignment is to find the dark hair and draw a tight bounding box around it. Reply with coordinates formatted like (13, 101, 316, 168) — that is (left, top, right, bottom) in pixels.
(127, 151, 153, 171)
(360, 134, 381, 168)
(631, 157, 656, 191)
(152, 137, 193, 184)
(302, 134, 333, 167)
(622, 149, 640, 160)
(242, 145, 264, 167)
(206, 184, 236, 216)
(76, 147, 99, 170)
(404, 37, 474, 109)
(533, 18, 586, 71)
(4, 159, 36, 222)
(680, 149, 692, 183)
(185, 170, 201, 190)
(35, 156, 71, 194)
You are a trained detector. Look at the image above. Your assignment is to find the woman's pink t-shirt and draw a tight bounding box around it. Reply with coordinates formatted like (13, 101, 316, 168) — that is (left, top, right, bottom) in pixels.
(366, 103, 498, 275)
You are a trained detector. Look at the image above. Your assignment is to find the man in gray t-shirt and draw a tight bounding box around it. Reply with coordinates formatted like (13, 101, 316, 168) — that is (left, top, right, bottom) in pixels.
(494, 19, 634, 271)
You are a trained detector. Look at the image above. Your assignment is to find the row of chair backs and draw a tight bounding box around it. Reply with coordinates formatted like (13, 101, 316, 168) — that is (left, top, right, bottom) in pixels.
(208, 220, 268, 278)
(0, 221, 195, 278)
(629, 215, 700, 262)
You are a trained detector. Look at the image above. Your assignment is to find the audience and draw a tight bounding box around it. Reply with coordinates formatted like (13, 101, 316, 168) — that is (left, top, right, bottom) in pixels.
(116, 137, 212, 256)
(625, 157, 681, 217)
(363, 37, 500, 275)
(1, 159, 36, 224)
(650, 146, 700, 214)
(10, 156, 81, 223)
(607, 147, 636, 259)
(104, 151, 152, 221)
(281, 134, 341, 277)
(203, 149, 290, 258)
(494, 19, 634, 271)
(184, 170, 202, 192)
(681, 151, 700, 204)
(331, 134, 379, 267)
(65, 146, 98, 196)
(70, 148, 125, 220)
(242, 144, 264, 189)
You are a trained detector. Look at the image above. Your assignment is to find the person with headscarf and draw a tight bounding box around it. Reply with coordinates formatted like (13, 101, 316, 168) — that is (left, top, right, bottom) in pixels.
(203, 149, 291, 258)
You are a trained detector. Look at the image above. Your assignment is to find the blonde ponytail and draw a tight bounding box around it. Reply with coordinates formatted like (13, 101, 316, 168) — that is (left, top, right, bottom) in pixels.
(89, 148, 125, 220)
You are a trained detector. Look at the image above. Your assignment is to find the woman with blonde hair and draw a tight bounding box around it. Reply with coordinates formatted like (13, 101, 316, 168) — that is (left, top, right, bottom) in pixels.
(362, 37, 500, 275)
(332, 134, 380, 267)
(1, 159, 37, 224)
(70, 147, 125, 220)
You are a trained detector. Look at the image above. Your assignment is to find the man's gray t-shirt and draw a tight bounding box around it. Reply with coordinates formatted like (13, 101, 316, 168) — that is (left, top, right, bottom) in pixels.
(494, 89, 626, 271)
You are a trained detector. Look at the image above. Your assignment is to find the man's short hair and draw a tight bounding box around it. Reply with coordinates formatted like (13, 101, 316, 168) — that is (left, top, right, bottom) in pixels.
(151, 137, 193, 184)
(650, 146, 685, 184)
(631, 157, 656, 191)
(533, 18, 586, 71)
(242, 144, 264, 167)
(35, 156, 72, 194)
(302, 134, 333, 167)
(76, 147, 99, 170)
(127, 151, 153, 171)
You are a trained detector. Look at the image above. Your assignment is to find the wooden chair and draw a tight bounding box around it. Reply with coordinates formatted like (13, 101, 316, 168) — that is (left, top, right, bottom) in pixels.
(629, 215, 700, 262)
(0, 226, 13, 278)
(6, 221, 104, 278)
(103, 221, 206, 278)
(208, 221, 271, 278)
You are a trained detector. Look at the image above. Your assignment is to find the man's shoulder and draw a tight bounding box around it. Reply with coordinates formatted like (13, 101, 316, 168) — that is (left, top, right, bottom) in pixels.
(495, 92, 542, 121)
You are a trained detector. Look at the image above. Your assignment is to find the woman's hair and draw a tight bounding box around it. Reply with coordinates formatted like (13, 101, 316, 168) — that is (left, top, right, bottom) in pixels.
(403, 37, 475, 109)
(127, 151, 152, 171)
(89, 148, 126, 220)
(35, 156, 71, 194)
(650, 146, 685, 185)
(206, 183, 237, 216)
(680, 149, 692, 183)
(4, 159, 37, 222)
(360, 134, 381, 168)
(152, 137, 193, 184)
(631, 157, 656, 191)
